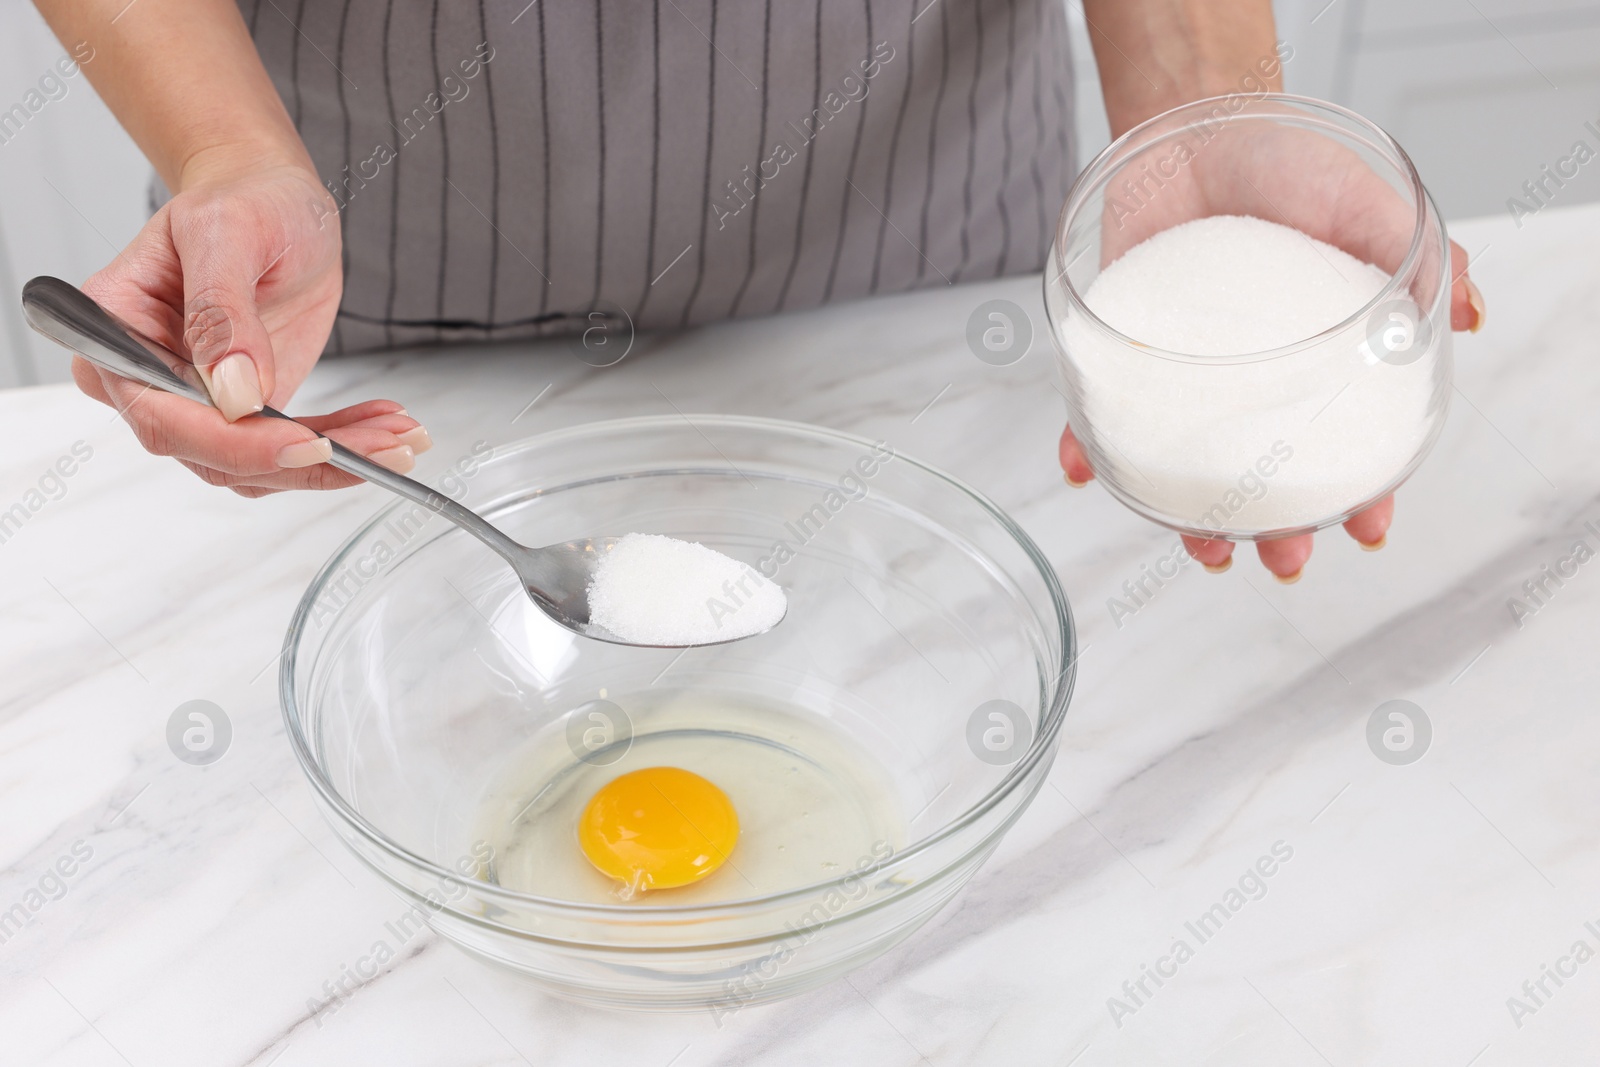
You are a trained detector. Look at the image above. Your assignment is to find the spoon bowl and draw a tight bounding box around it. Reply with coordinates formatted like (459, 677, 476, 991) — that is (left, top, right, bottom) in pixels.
(19, 276, 781, 649)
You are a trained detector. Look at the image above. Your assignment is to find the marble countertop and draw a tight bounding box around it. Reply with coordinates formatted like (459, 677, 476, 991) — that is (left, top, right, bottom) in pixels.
(3, 202, 1598, 1066)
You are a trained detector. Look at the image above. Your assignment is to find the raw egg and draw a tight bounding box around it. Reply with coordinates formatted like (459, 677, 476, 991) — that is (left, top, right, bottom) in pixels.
(578, 767, 739, 893)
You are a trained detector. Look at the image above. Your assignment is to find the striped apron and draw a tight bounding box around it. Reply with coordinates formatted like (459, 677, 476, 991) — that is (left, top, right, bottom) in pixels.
(235, 0, 1077, 352)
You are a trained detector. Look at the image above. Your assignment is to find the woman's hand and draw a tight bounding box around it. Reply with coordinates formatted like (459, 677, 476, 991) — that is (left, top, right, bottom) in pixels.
(1072, 3, 1484, 579)
(1058, 121, 1487, 581)
(76, 160, 429, 496)
(31, 0, 425, 495)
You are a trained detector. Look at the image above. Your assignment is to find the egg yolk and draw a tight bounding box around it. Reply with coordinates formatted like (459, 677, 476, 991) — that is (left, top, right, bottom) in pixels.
(578, 767, 739, 893)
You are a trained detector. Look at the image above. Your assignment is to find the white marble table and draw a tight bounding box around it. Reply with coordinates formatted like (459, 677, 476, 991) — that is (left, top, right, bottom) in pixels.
(2, 202, 1597, 1066)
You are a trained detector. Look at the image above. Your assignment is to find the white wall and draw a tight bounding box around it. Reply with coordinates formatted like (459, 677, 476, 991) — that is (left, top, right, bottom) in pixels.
(0, 5, 149, 388)
(1276, 0, 1600, 223)
(1, 1, 1598, 387)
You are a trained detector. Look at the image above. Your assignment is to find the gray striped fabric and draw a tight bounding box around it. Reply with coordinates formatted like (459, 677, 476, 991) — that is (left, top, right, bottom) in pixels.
(239, 0, 1076, 352)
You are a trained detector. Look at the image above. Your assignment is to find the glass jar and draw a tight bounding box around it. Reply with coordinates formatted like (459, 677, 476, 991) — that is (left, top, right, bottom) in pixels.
(1044, 94, 1453, 539)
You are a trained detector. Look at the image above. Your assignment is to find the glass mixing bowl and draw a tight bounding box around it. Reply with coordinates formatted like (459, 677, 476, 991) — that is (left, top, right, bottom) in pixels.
(1044, 94, 1453, 540)
(281, 415, 1075, 1011)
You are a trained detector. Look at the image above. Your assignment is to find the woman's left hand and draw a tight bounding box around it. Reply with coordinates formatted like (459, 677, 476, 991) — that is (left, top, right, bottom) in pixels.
(1057, 122, 1487, 581)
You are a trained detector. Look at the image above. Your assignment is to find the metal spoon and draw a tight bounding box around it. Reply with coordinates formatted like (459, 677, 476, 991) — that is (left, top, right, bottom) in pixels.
(20, 276, 780, 648)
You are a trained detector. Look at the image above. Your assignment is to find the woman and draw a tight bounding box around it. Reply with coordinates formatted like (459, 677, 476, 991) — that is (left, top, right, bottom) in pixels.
(33, 0, 1483, 578)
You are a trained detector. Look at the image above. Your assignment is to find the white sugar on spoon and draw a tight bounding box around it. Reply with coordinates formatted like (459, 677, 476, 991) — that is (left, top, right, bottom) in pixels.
(586, 533, 787, 646)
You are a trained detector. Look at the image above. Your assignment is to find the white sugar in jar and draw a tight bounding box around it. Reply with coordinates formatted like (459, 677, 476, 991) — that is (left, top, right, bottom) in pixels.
(1044, 95, 1453, 540)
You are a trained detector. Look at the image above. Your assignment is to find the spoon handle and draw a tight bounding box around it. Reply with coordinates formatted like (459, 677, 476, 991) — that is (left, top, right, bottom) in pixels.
(19, 276, 527, 564)
(22, 275, 213, 404)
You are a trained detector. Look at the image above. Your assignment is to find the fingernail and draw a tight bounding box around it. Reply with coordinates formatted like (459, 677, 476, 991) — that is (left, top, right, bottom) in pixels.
(398, 426, 433, 454)
(202, 352, 264, 422)
(369, 444, 415, 473)
(1064, 472, 1088, 489)
(277, 437, 333, 468)
(1274, 568, 1304, 585)
(1359, 533, 1387, 552)
(1202, 557, 1233, 574)
(1465, 276, 1486, 333)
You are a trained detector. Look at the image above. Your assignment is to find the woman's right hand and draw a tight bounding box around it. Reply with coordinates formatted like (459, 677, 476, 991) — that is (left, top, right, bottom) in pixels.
(76, 157, 429, 497)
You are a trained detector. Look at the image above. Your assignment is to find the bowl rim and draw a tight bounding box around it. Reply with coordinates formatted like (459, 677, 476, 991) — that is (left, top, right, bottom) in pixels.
(1047, 92, 1439, 367)
(280, 413, 1077, 918)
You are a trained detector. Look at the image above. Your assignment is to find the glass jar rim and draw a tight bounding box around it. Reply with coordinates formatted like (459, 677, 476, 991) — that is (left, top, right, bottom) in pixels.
(1049, 93, 1437, 367)
(278, 414, 1078, 921)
